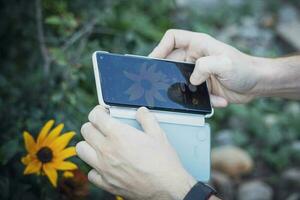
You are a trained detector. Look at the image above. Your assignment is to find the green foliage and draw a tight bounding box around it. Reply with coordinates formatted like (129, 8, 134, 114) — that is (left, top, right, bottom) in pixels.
(0, 0, 299, 199)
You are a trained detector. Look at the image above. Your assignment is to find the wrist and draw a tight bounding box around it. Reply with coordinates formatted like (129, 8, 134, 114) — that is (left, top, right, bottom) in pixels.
(250, 56, 300, 98)
(165, 171, 197, 200)
(248, 56, 281, 97)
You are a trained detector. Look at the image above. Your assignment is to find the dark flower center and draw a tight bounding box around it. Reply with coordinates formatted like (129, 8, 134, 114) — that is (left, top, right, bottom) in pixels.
(37, 147, 53, 163)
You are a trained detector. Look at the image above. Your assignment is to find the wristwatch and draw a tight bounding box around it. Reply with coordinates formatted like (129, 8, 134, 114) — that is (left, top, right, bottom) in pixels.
(183, 182, 218, 200)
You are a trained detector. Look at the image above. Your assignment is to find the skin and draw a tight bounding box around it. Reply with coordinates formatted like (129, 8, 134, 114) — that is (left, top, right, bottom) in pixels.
(76, 29, 300, 200)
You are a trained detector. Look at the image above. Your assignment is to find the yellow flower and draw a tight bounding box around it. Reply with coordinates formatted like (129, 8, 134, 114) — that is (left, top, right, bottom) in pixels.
(21, 120, 78, 187)
(116, 196, 124, 200)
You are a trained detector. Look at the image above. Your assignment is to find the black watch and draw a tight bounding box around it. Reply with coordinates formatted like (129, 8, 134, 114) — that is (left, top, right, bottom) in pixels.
(183, 182, 218, 200)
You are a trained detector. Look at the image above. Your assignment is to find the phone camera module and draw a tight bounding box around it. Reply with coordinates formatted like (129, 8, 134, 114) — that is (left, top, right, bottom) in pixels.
(188, 84, 197, 92)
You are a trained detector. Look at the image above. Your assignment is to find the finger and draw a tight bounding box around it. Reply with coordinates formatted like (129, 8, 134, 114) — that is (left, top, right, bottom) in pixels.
(149, 29, 190, 58)
(89, 105, 141, 138)
(136, 107, 166, 140)
(190, 55, 231, 85)
(88, 106, 121, 137)
(81, 122, 106, 151)
(165, 49, 186, 61)
(76, 141, 102, 171)
(88, 169, 113, 193)
(210, 94, 228, 108)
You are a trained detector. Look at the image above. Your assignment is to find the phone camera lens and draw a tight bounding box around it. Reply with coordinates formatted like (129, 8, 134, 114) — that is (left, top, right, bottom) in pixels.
(188, 84, 197, 92)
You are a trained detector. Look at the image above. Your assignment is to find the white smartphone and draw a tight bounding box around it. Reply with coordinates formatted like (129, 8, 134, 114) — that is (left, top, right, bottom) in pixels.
(92, 51, 213, 124)
(92, 51, 212, 181)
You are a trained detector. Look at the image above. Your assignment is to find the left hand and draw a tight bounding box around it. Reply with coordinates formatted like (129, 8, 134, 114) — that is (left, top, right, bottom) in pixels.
(76, 105, 196, 200)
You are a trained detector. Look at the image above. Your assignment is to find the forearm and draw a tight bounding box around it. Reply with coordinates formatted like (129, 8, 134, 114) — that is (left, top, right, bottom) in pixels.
(252, 55, 300, 99)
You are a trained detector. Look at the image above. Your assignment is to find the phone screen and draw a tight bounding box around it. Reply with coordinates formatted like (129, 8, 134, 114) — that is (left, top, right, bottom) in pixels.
(96, 52, 212, 115)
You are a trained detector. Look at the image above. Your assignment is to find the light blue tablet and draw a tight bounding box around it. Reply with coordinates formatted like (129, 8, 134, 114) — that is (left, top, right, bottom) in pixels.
(116, 117, 211, 182)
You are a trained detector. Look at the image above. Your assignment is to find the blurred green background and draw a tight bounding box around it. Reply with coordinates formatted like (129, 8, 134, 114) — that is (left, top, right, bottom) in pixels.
(0, 0, 300, 199)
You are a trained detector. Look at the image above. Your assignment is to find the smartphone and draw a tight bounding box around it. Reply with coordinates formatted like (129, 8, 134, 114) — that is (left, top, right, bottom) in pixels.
(92, 51, 212, 116)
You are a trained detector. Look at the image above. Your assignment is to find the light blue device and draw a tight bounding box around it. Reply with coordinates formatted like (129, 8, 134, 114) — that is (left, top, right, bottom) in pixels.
(92, 51, 212, 182)
(116, 117, 211, 182)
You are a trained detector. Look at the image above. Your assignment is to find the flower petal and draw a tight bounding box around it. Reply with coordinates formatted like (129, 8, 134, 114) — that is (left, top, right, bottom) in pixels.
(124, 70, 140, 81)
(24, 159, 41, 175)
(55, 147, 77, 161)
(145, 91, 155, 106)
(54, 161, 78, 170)
(126, 83, 144, 101)
(153, 90, 166, 102)
(43, 123, 64, 146)
(50, 131, 75, 152)
(21, 154, 33, 165)
(23, 131, 37, 154)
(43, 163, 58, 187)
(37, 120, 55, 146)
(63, 171, 74, 178)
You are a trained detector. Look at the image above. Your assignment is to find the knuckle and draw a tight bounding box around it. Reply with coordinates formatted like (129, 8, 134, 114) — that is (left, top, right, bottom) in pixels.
(198, 32, 212, 40)
(166, 29, 175, 34)
(165, 29, 178, 37)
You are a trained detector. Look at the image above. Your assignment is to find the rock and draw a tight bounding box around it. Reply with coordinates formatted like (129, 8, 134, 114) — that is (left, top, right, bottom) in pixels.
(215, 129, 234, 146)
(211, 145, 253, 177)
(291, 141, 300, 152)
(210, 170, 234, 200)
(218, 15, 275, 57)
(261, 14, 276, 28)
(284, 102, 300, 116)
(276, 4, 300, 50)
(282, 168, 300, 187)
(286, 193, 300, 200)
(278, 4, 299, 23)
(263, 114, 278, 127)
(237, 180, 273, 200)
(176, 0, 220, 9)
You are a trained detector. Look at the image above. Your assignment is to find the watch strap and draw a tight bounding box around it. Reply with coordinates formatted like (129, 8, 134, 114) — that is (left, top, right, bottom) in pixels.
(183, 182, 217, 200)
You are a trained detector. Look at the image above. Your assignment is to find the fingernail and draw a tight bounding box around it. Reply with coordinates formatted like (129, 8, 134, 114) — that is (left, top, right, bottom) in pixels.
(75, 141, 85, 155)
(139, 107, 149, 113)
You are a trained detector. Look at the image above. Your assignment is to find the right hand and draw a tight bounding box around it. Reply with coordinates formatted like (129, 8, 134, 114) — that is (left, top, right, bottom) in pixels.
(149, 29, 264, 107)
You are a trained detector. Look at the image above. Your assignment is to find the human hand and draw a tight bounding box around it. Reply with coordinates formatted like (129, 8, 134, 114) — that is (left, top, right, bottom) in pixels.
(76, 105, 196, 200)
(149, 29, 266, 107)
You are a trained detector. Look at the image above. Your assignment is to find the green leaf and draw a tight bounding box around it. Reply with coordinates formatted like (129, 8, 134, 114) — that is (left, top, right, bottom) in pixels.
(0, 139, 20, 165)
(45, 16, 61, 26)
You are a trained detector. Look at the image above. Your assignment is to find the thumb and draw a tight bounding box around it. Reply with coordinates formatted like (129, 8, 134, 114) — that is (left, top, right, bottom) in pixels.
(190, 55, 231, 85)
(136, 107, 166, 140)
